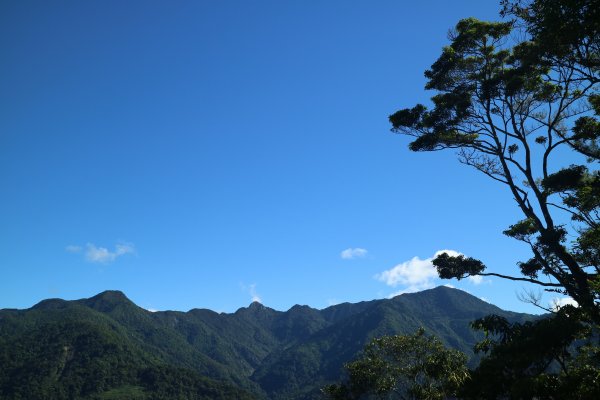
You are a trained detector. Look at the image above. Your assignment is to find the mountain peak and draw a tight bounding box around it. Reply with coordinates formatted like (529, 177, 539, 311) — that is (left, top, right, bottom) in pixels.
(390, 285, 476, 300)
(96, 289, 128, 299)
(289, 304, 311, 311)
(234, 301, 279, 318)
(31, 298, 69, 310)
(80, 290, 135, 312)
(386, 285, 507, 320)
(249, 300, 264, 309)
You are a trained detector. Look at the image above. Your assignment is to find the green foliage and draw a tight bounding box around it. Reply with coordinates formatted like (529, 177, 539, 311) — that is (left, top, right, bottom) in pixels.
(390, 0, 600, 397)
(391, 0, 600, 319)
(462, 309, 600, 399)
(560, 343, 600, 399)
(432, 253, 485, 280)
(0, 293, 256, 400)
(92, 385, 146, 400)
(0, 287, 529, 400)
(501, 0, 600, 73)
(253, 286, 532, 399)
(503, 218, 538, 240)
(137, 365, 257, 400)
(324, 328, 469, 400)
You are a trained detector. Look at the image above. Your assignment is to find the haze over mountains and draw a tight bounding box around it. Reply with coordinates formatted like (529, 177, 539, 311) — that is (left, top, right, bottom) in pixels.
(0, 286, 533, 399)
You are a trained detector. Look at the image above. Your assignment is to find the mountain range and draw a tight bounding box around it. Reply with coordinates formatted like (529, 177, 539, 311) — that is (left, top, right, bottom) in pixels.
(0, 286, 533, 399)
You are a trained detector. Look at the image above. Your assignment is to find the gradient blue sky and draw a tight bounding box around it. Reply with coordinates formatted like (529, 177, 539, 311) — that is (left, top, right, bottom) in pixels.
(1, 1, 570, 313)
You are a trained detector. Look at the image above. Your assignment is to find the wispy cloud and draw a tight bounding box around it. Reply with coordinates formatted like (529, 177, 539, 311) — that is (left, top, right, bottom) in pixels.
(340, 247, 368, 260)
(67, 242, 135, 264)
(375, 250, 461, 295)
(249, 284, 262, 303)
(241, 283, 262, 304)
(467, 275, 484, 285)
(65, 245, 82, 253)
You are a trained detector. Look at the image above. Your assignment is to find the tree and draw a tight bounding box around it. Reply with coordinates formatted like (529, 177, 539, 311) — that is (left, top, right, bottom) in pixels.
(388, 1, 600, 397)
(389, 0, 600, 322)
(460, 307, 598, 399)
(501, 0, 599, 89)
(323, 328, 469, 400)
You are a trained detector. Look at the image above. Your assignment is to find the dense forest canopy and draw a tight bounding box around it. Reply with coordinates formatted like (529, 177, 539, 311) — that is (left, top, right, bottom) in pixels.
(0, 288, 527, 399)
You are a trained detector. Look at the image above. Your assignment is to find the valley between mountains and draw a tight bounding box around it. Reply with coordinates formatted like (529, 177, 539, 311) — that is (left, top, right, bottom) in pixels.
(0, 286, 532, 399)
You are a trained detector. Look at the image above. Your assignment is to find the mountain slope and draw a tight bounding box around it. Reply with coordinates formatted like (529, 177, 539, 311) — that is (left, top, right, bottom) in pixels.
(252, 287, 532, 399)
(0, 287, 534, 399)
(0, 295, 256, 400)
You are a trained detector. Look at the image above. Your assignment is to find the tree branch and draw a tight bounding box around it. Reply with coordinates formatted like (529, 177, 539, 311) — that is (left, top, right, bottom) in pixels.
(477, 272, 563, 287)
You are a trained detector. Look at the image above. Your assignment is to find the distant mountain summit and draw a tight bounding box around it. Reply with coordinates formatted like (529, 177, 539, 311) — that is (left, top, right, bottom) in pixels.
(78, 289, 135, 311)
(0, 286, 533, 400)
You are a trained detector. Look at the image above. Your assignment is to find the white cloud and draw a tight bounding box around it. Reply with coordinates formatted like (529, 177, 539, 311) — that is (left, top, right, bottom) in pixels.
(115, 243, 135, 255)
(375, 250, 460, 294)
(240, 283, 262, 304)
(551, 297, 578, 311)
(67, 242, 135, 264)
(65, 245, 82, 253)
(433, 249, 462, 258)
(249, 284, 261, 303)
(85, 242, 135, 263)
(376, 256, 437, 289)
(467, 275, 484, 285)
(340, 248, 368, 260)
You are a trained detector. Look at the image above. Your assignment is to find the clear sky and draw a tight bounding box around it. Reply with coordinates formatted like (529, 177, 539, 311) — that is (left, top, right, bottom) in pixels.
(0, 0, 571, 314)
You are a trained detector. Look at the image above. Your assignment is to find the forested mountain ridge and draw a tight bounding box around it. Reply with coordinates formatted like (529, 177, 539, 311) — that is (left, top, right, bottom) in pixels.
(0, 286, 533, 399)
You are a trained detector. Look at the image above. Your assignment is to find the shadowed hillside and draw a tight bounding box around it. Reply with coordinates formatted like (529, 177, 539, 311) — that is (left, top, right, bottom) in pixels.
(0, 286, 533, 399)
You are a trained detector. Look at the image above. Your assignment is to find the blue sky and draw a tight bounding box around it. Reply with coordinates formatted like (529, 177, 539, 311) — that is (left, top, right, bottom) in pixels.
(0, 1, 570, 314)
